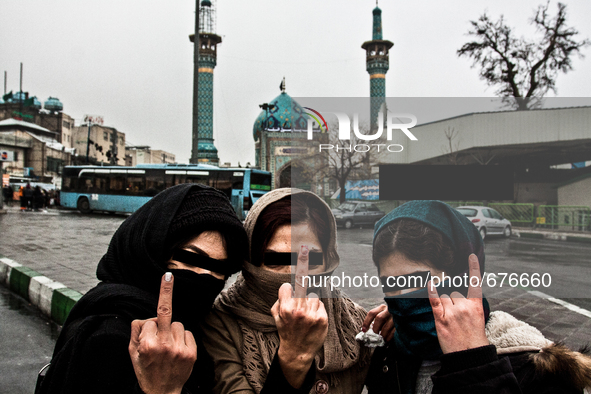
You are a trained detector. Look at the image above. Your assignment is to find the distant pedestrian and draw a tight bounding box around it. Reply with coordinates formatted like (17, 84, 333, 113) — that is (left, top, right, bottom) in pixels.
(2, 184, 12, 206)
(23, 183, 33, 211)
(44, 189, 50, 208)
(33, 186, 43, 211)
(19, 186, 26, 211)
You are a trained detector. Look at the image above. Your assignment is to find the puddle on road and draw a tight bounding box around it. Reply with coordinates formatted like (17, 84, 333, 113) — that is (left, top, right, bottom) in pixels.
(0, 286, 61, 341)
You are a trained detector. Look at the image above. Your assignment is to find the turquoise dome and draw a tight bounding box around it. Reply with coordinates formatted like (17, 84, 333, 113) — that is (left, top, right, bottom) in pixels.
(30, 96, 42, 110)
(44, 97, 63, 112)
(11, 92, 27, 103)
(253, 92, 308, 141)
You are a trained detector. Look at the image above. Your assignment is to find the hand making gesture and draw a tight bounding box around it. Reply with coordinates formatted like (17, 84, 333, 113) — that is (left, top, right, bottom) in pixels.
(271, 245, 329, 389)
(128, 273, 197, 394)
(428, 254, 489, 354)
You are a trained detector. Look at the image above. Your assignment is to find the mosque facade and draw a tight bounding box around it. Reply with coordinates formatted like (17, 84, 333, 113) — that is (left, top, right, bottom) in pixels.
(252, 81, 324, 190)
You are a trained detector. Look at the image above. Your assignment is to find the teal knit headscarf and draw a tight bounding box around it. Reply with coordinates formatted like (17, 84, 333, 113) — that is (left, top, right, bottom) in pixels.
(374, 200, 485, 279)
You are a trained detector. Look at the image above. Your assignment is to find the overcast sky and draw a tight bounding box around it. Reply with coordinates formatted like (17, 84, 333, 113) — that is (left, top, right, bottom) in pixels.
(2, 0, 590, 165)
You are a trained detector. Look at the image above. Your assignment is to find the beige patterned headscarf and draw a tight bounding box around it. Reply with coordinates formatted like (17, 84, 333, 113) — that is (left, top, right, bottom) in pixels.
(214, 188, 371, 393)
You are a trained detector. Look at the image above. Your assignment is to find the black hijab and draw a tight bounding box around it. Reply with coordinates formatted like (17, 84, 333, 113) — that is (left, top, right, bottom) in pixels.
(69, 183, 248, 328)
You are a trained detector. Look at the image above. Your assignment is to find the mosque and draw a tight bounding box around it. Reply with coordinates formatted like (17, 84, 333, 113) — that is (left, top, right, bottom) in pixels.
(191, 1, 391, 192)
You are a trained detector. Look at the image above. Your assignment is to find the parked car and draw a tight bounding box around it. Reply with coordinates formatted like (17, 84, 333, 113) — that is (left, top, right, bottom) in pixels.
(456, 206, 512, 240)
(332, 201, 386, 229)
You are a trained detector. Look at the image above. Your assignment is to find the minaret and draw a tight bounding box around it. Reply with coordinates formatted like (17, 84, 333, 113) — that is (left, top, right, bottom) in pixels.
(189, 0, 220, 165)
(361, 3, 393, 130)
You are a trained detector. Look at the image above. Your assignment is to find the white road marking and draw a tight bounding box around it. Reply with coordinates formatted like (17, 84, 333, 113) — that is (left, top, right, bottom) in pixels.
(528, 290, 591, 319)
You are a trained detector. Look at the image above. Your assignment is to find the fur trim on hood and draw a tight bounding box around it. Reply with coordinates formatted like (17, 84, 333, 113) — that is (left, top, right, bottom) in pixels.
(486, 311, 591, 391)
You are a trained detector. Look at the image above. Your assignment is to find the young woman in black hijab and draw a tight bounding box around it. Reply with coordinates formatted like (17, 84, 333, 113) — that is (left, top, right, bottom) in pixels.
(36, 184, 249, 394)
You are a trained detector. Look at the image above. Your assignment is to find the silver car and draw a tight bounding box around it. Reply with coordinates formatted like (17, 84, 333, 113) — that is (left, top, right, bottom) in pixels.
(332, 201, 386, 229)
(456, 206, 512, 240)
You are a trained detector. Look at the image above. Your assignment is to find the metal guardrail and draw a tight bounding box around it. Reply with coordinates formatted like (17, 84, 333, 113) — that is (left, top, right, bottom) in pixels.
(537, 205, 591, 231)
(489, 203, 535, 224)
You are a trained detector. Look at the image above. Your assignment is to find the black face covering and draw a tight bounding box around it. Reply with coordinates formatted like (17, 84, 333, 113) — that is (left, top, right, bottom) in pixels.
(168, 269, 225, 330)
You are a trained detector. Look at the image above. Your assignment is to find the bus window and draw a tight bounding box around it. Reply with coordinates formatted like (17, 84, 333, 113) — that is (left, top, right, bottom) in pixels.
(165, 174, 187, 188)
(186, 176, 211, 187)
(251, 172, 272, 191)
(62, 176, 72, 191)
(127, 176, 145, 195)
(79, 175, 94, 193)
(94, 173, 110, 193)
(214, 171, 244, 198)
(110, 175, 126, 194)
(145, 175, 165, 196)
(62, 168, 80, 192)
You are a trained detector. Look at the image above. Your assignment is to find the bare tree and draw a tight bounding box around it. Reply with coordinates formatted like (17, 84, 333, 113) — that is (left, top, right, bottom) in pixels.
(323, 126, 374, 204)
(442, 126, 462, 165)
(458, 2, 589, 110)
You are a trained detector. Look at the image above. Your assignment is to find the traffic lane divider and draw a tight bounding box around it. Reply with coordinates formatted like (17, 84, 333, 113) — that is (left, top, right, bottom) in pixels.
(515, 230, 591, 244)
(0, 256, 82, 325)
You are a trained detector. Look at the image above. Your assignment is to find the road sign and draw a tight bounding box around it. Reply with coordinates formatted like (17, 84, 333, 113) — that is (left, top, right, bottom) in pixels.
(1, 150, 15, 161)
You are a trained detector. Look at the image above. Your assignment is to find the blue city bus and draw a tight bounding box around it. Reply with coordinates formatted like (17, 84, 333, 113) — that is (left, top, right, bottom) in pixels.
(60, 164, 272, 219)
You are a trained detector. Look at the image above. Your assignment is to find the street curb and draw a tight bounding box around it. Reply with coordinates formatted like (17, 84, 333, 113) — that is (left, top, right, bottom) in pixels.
(515, 230, 591, 244)
(0, 256, 82, 325)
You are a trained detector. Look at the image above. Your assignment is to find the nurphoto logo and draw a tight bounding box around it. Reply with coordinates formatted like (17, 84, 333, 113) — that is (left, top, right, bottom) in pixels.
(303, 108, 418, 152)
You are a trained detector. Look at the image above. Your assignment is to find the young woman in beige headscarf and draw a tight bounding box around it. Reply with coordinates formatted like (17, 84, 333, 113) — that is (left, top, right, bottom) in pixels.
(201, 188, 385, 394)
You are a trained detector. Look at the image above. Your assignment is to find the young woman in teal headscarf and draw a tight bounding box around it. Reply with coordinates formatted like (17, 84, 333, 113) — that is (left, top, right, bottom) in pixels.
(365, 200, 591, 394)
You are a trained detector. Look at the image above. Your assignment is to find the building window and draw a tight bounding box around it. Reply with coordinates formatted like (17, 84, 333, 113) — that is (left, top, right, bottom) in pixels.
(104, 131, 108, 141)
(47, 157, 64, 174)
(119, 136, 124, 145)
(62, 120, 71, 129)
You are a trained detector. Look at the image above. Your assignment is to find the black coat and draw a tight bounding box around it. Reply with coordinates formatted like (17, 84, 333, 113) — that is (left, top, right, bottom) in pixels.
(366, 343, 590, 394)
(36, 284, 215, 394)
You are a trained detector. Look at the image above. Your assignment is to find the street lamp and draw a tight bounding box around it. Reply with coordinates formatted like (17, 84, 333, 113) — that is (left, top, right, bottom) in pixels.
(83, 115, 104, 164)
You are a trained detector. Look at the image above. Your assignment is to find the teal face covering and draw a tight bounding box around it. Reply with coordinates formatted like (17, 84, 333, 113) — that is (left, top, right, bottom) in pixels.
(385, 284, 491, 360)
(385, 287, 442, 360)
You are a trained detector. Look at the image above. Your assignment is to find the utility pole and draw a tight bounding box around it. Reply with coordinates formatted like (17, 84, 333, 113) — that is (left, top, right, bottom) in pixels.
(19, 63, 23, 120)
(86, 121, 91, 164)
(190, 0, 200, 163)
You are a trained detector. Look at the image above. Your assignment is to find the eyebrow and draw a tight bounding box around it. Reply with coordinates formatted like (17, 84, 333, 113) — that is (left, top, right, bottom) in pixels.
(182, 245, 210, 257)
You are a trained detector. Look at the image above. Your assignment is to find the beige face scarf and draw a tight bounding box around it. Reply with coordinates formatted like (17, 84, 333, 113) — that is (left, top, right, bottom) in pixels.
(214, 188, 372, 393)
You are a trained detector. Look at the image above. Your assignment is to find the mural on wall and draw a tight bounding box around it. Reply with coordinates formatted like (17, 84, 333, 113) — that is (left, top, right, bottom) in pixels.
(344, 179, 379, 200)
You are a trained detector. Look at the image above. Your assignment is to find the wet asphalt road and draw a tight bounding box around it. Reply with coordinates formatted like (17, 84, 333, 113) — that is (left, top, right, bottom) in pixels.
(0, 285, 60, 394)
